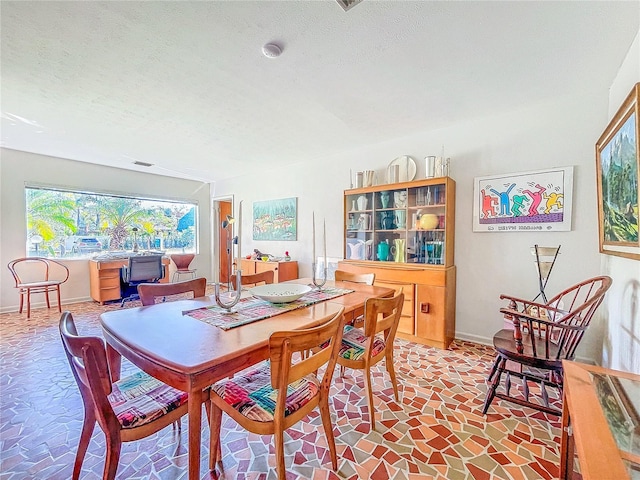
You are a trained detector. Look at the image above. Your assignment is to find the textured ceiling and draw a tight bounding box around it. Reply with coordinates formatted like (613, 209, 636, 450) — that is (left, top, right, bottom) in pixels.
(1, 1, 638, 183)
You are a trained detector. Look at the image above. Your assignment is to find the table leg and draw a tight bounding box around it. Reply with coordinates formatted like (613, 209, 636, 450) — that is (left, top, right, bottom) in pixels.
(559, 391, 574, 479)
(106, 344, 122, 383)
(188, 387, 203, 480)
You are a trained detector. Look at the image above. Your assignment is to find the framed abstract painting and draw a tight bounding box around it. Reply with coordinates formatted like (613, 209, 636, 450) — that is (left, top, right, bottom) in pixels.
(596, 82, 640, 260)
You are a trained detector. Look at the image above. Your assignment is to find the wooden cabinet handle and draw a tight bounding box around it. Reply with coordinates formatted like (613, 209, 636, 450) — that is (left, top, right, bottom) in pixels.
(420, 302, 430, 313)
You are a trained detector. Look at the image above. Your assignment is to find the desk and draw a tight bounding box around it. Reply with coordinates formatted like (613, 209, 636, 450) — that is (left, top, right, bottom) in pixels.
(560, 361, 640, 479)
(100, 279, 394, 480)
(89, 256, 170, 304)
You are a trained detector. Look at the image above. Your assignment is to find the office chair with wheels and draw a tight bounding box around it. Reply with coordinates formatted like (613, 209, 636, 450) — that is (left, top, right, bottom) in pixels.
(120, 255, 164, 306)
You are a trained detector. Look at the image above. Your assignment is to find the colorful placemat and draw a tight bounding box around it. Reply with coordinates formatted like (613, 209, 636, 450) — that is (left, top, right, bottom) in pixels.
(183, 286, 354, 330)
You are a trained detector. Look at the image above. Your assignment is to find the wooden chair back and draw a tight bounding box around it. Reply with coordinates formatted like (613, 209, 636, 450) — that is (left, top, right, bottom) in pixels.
(335, 269, 375, 285)
(137, 277, 207, 305)
(240, 270, 274, 287)
(500, 275, 612, 361)
(363, 291, 404, 342)
(59, 312, 118, 434)
(269, 307, 345, 391)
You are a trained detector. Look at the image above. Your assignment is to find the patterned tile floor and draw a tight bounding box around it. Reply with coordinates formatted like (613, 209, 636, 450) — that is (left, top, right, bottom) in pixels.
(0, 294, 562, 479)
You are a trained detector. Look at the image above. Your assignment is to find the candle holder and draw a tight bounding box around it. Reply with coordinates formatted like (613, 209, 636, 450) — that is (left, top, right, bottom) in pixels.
(214, 270, 242, 313)
(312, 262, 327, 290)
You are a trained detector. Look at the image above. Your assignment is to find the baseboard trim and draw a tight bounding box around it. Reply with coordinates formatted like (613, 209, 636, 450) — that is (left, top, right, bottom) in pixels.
(455, 331, 493, 346)
(0, 296, 93, 315)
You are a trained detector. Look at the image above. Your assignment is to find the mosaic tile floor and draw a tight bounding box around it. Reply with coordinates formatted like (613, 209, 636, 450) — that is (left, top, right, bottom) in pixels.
(0, 293, 562, 479)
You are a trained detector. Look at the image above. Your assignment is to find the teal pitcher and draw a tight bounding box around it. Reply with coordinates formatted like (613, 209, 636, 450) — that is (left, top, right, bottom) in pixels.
(377, 240, 390, 261)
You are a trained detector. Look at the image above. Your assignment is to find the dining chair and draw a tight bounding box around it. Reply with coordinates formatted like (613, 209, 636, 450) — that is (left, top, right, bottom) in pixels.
(59, 311, 189, 480)
(482, 276, 612, 416)
(334, 269, 376, 327)
(334, 269, 375, 286)
(138, 277, 207, 306)
(208, 308, 346, 480)
(8, 257, 69, 319)
(239, 270, 274, 287)
(170, 253, 197, 282)
(336, 291, 404, 430)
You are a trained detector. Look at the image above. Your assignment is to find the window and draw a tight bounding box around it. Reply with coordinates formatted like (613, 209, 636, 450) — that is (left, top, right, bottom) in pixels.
(25, 187, 198, 258)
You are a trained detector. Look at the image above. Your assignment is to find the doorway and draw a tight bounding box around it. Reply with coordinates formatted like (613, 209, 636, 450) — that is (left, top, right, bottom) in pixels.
(216, 199, 233, 285)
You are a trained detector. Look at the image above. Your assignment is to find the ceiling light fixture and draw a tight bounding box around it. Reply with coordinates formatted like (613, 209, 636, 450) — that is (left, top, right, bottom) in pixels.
(262, 43, 282, 58)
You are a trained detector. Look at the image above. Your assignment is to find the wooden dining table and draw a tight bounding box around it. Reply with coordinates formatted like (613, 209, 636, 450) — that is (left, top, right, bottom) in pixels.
(100, 278, 394, 480)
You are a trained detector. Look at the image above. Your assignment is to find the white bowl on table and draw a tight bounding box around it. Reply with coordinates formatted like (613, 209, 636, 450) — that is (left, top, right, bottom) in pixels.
(249, 283, 312, 304)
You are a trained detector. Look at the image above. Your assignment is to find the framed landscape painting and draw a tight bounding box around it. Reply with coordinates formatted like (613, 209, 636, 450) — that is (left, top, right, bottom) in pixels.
(252, 197, 297, 241)
(596, 82, 640, 260)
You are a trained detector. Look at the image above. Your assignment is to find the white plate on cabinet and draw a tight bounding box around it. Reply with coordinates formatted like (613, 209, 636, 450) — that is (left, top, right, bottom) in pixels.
(387, 156, 417, 183)
(249, 283, 312, 303)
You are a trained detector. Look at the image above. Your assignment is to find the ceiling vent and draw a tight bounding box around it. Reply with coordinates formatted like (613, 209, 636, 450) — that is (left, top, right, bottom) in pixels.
(336, 0, 364, 12)
(133, 160, 154, 167)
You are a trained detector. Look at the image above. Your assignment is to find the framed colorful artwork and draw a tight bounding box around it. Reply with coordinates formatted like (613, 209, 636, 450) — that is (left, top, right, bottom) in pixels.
(252, 197, 297, 241)
(596, 82, 640, 260)
(472, 166, 574, 232)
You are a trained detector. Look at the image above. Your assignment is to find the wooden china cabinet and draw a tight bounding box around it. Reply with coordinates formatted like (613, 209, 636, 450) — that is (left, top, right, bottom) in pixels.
(339, 177, 456, 349)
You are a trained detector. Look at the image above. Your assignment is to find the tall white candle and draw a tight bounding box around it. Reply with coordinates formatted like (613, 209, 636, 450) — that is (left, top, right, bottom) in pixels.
(237, 201, 242, 271)
(323, 218, 327, 272)
(312, 211, 316, 264)
(214, 206, 220, 284)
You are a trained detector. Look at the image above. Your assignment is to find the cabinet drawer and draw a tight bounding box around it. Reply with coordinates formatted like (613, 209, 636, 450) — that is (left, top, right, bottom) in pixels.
(100, 286, 121, 302)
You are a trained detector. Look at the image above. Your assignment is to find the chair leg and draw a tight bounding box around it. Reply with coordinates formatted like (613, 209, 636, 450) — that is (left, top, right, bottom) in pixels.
(26, 289, 31, 319)
(208, 402, 223, 470)
(45, 288, 51, 309)
(482, 356, 506, 414)
(72, 408, 96, 480)
(18, 292, 24, 314)
(56, 285, 62, 313)
(363, 365, 376, 430)
(487, 355, 501, 383)
(103, 436, 122, 480)
(274, 426, 286, 480)
(385, 351, 399, 402)
(319, 392, 338, 470)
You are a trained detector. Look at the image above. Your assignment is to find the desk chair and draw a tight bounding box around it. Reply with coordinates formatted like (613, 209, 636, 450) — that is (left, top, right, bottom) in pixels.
(120, 255, 164, 307)
(8, 257, 69, 319)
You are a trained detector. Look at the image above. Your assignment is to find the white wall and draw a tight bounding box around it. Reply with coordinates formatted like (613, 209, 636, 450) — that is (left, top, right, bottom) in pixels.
(0, 149, 213, 312)
(600, 31, 640, 373)
(216, 88, 610, 360)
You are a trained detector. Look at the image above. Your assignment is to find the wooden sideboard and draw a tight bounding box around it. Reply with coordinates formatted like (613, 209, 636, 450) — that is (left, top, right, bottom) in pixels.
(239, 259, 298, 283)
(89, 257, 170, 304)
(560, 361, 640, 480)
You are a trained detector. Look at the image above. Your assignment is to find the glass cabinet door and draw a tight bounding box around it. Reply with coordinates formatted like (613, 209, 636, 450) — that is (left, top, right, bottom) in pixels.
(408, 183, 447, 265)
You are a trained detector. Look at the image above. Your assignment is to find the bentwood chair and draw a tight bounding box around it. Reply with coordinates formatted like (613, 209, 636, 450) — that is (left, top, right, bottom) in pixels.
(482, 276, 612, 416)
(170, 254, 197, 282)
(8, 257, 69, 319)
(336, 292, 404, 430)
(138, 277, 207, 305)
(239, 270, 274, 287)
(59, 312, 189, 480)
(209, 308, 345, 480)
